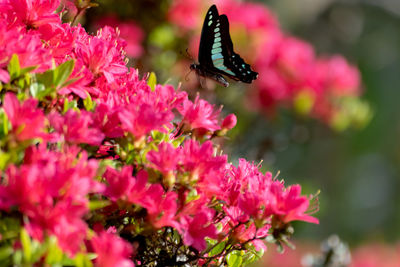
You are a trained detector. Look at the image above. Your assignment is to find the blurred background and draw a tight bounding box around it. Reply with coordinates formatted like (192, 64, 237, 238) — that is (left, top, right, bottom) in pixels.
(70, 0, 400, 265)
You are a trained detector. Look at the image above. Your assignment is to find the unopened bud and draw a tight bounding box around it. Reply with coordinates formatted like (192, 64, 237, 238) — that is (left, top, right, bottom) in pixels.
(221, 114, 237, 130)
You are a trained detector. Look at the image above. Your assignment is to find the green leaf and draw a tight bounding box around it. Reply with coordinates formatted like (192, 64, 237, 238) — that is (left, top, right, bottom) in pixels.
(83, 92, 94, 111)
(61, 76, 80, 88)
(36, 69, 54, 88)
(88, 200, 111, 210)
(29, 83, 48, 99)
(226, 251, 243, 267)
(186, 189, 200, 203)
(63, 99, 78, 113)
(209, 241, 226, 257)
(45, 237, 64, 264)
(12, 250, 22, 265)
(171, 135, 185, 147)
(0, 246, 13, 261)
(0, 151, 10, 170)
(53, 60, 75, 88)
(242, 253, 256, 265)
(20, 66, 37, 76)
(147, 72, 157, 91)
(20, 228, 32, 262)
(242, 247, 264, 265)
(0, 110, 9, 137)
(7, 54, 20, 80)
(294, 90, 315, 116)
(72, 253, 93, 267)
(148, 25, 175, 49)
(63, 98, 70, 113)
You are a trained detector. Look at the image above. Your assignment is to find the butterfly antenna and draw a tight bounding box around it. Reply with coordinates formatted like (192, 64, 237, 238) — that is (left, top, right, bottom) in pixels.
(179, 48, 194, 61)
(185, 48, 194, 61)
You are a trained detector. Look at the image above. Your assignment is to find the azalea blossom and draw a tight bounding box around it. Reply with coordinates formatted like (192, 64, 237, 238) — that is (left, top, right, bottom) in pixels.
(179, 209, 218, 251)
(147, 142, 181, 177)
(49, 109, 105, 146)
(178, 95, 221, 132)
(0, 18, 52, 72)
(75, 32, 127, 84)
(0, 0, 322, 265)
(266, 183, 319, 224)
(1, 0, 61, 29)
(92, 230, 134, 267)
(3, 93, 48, 141)
(0, 145, 103, 255)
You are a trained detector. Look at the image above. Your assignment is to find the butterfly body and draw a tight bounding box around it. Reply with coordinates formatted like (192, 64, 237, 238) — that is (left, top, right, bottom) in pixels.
(190, 63, 229, 87)
(191, 5, 258, 87)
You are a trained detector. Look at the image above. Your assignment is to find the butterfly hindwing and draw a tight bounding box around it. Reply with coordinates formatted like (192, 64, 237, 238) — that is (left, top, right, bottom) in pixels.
(196, 5, 258, 85)
(215, 15, 258, 83)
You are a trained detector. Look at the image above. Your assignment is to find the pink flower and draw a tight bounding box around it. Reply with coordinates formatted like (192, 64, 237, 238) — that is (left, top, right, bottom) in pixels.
(58, 57, 95, 98)
(271, 36, 315, 88)
(103, 166, 136, 201)
(238, 191, 263, 218)
(0, 20, 52, 72)
(39, 23, 77, 61)
(217, 0, 279, 31)
(75, 33, 127, 84)
(92, 230, 134, 267)
(95, 16, 144, 58)
(118, 98, 174, 140)
(0, 69, 10, 83)
(49, 109, 105, 146)
(316, 55, 361, 96)
(104, 168, 151, 207)
(221, 113, 237, 130)
(152, 84, 187, 110)
(0, 145, 102, 255)
(147, 142, 181, 176)
(181, 140, 227, 182)
(179, 209, 218, 251)
(3, 93, 48, 141)
(111, 83, 185, 139)
(227, 159, 269, 206)
(104, 167, 179, 229)
(168, 0, 202, 30)
(178, 96, 221, 132)
(125, 170, 151, 205)
(231, 223, 268, 251)
(266, 183, 319, 224)
(2, 0, 61, 29)
(144, 188, 179, 229)
(92, 103, 124, 138)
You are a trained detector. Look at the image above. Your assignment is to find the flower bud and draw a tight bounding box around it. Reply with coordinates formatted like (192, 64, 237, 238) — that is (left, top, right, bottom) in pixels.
(221, 114, 237, 130)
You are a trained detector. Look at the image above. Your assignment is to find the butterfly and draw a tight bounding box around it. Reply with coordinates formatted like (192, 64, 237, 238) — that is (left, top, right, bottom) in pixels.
(190, 4, 258, 87)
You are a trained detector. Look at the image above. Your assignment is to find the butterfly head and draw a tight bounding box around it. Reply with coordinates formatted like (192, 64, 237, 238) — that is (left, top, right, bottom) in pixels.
(190, 63, 199, 71)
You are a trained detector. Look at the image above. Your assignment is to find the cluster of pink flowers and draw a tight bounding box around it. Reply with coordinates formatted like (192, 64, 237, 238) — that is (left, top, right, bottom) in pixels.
(169, 0, 369, 129)
(0, 0, 318, 266)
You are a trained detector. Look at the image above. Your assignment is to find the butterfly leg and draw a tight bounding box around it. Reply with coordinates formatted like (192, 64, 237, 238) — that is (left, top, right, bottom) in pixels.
(199, 75, 208, 89)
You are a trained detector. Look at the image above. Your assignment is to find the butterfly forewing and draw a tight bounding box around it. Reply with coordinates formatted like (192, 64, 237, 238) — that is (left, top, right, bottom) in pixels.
(217, 15, 258, 83)
(198, 5, 220, 67)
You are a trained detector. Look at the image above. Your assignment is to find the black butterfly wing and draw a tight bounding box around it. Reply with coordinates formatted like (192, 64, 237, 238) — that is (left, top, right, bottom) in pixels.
(198, 5, 220, 68)
(215, 15, 258, 83)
